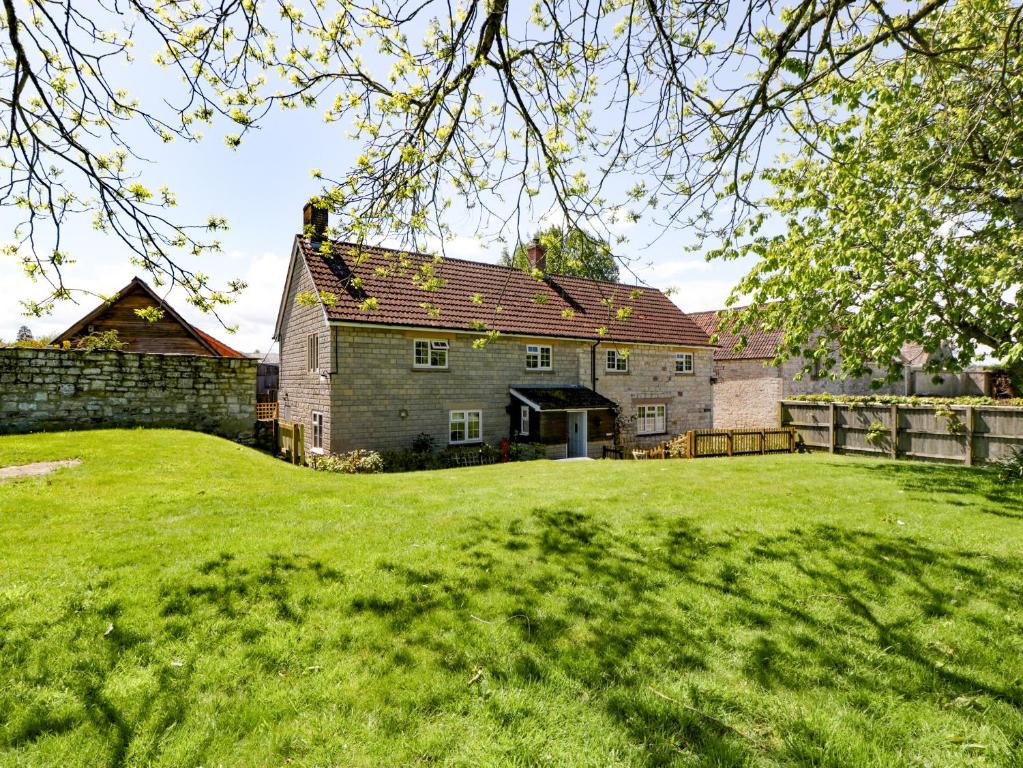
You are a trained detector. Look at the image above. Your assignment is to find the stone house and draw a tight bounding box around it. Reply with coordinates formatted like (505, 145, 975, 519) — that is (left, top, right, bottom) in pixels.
(689, 308, 946, 428)
(273, 206, 714, 458)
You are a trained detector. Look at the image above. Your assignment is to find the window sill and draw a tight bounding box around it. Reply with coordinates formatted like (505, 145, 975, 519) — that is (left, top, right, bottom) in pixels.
(309, 447, 325, 455)
(604, 370, 630, 375)
(673, 372, 695, 377)
(637, 431, 668, 437)
(449, 440, 483, 447)
(525, 368, 553, 373)
(411, 366, 449, 372)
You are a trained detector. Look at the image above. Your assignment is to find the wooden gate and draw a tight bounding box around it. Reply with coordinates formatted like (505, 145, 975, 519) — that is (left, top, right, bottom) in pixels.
(278, 420, 305, 465)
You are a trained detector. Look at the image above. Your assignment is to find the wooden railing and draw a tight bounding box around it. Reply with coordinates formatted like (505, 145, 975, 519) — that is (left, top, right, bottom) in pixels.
(684, 427, 796, 459)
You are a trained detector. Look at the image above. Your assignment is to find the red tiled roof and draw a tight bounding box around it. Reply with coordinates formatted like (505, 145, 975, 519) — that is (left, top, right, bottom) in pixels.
(689, 308, 784, 361)
(192, 327, 245, 358)
(297, 238, 711, 347)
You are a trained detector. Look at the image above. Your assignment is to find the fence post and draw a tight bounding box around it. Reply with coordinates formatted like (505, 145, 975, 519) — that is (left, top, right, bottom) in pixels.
(760, 430, 766, 454)
(965, 406, 974, 466)
(889, 403, 898, 459)
(789, 427, 796, 453)
(726, 432, 733, 457)
(778, 401, 785, 428)
(829, 403, 836, 454)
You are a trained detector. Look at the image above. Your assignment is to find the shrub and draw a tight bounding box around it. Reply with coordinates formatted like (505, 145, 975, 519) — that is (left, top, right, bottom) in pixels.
(666, 434, 689, 458)
(309, 450, 383, 474)
(995, 448, 1023, 484)
(411, 432, 435, 453)
(508, 442, 547, 461)
(74, 329, 127, 351)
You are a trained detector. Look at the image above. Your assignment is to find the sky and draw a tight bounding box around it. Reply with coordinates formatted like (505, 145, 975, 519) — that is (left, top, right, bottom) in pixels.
(0, 8, 756, 354)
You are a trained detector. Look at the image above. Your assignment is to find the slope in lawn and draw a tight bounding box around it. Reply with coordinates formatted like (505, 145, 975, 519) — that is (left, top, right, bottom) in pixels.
(1, 430, 1022, 767)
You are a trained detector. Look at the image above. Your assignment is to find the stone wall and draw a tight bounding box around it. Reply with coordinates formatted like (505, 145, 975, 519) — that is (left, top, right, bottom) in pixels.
(0, 348, 256, 440)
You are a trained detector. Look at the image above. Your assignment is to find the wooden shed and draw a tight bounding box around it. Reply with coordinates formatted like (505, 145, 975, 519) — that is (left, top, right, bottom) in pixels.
(52, 277, 243, 357)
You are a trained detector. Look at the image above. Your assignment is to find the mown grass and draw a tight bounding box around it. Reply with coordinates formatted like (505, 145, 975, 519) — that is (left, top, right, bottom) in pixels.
(1, 429, 1022, 767)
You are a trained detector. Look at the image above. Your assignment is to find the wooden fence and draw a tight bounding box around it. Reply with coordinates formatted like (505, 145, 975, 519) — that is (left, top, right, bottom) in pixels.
(278, 420, 305, 465)
(780, 400, 1023, 464)
(684, 428, 796, 459)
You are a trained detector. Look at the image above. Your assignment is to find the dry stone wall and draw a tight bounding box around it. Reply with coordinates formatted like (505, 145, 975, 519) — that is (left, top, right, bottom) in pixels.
(0, 348, 256, 441)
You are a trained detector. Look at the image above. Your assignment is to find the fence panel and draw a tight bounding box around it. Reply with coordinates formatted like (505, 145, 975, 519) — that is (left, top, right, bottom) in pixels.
(686, 428, 795, 459)
(780, 401, 1023, 465)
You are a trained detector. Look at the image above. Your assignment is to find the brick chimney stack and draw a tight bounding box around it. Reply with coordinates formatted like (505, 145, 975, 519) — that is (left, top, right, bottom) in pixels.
(525, 238, 547, 273)
(303, 202, 328, 241)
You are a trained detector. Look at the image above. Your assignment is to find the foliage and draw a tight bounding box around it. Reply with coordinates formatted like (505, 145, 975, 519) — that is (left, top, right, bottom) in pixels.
(382, 441, 547, 472)
(712, 0, 1023, 381)
(665, 434, 690, 459)
(411, 432, 435, 454)
(15, 326, 32, 342)
(790, 394, 1023, 408)
(934, 405, 967, 437)
(73, 330, 127, 352)
(2, 335, 54, 349)
(995, 447, 1023, 484)
(500, 227, 619, 282)
(308, 449, 384, 474)
(1, 0, 973, 323)
(865, 421, 888, 447)
(2, 430, 1023, 766)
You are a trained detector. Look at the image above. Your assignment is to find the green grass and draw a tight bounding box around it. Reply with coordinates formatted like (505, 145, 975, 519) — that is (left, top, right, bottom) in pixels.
(2, 430, 1023, 767)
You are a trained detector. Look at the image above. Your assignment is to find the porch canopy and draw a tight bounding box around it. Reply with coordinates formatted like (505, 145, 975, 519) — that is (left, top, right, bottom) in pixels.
(509, 385, 617, 412)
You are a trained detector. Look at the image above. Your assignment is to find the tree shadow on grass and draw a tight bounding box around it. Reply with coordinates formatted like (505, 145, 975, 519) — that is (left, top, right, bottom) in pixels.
(3, 517, 1023, 766)
(0, 552, 343, 766)
(846, 460, 1023, 519)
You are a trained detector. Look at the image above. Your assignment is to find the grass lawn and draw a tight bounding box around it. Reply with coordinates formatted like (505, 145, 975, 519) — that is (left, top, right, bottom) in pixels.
(1, 430, 1022, 767)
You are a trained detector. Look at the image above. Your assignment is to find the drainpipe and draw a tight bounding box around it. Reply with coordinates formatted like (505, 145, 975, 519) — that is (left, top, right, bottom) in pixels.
(590, 340, 600, 391)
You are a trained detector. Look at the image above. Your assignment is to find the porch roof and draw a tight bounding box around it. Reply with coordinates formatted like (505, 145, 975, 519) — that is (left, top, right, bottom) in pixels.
(510, 385, 617, 412)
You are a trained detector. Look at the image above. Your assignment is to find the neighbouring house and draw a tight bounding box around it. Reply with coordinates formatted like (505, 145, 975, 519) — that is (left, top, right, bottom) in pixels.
(52, 277, 244, 358)
(689, 308, 984, 428)
(273, 205, 714, 458)
(690, 309, 897, 428)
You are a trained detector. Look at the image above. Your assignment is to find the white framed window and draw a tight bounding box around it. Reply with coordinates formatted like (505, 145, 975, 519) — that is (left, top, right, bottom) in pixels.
(636, 404, 666, 435)
(414, 339, 449, 368)
(307, 334, 319, 372)
(525, 344, 552, 370)
(311, 411, 324, 450)
(674, 352, 694, 374)
(606, 349, 629, 372)
(519, 405, 530, 436)
(449, 410, 482, 444)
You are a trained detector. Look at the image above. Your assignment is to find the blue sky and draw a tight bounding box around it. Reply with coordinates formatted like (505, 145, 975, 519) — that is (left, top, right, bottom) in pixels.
(0, 13, 757, 353)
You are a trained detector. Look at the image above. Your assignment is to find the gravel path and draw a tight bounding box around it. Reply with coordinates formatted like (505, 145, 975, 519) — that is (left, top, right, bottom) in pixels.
(0, 459, 82, 481)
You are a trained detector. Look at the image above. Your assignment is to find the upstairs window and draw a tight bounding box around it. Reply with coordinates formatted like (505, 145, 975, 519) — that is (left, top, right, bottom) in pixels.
(449, 410, 482, 444)
(637, 404, 666, 435)
(675, 352, 694, 374)
(525, 344, 552, 370)
(306, 334, 319, 372)
(414, 339, 448, 368)
(606, 349, 629, 372)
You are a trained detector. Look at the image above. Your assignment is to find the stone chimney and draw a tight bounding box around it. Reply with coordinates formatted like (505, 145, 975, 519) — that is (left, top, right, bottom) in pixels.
(525, 238, 547, 273)
(303, 201, 328, 241)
